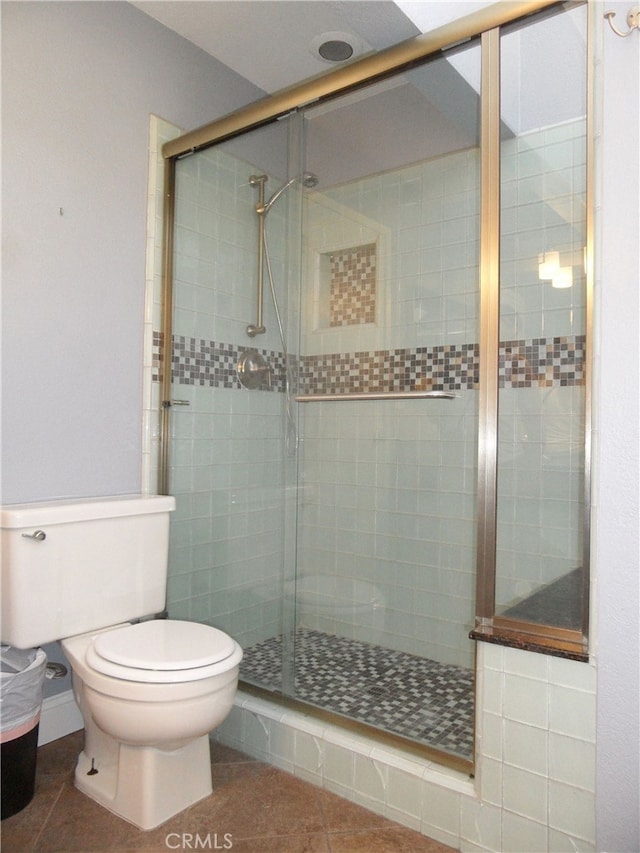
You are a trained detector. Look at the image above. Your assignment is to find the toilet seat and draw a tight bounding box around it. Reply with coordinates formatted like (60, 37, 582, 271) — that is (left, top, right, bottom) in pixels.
(85, 621, 242, 684)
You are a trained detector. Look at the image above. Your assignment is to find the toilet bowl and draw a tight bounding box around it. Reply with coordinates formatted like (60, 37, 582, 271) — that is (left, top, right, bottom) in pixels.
(62, 620, 243, 829)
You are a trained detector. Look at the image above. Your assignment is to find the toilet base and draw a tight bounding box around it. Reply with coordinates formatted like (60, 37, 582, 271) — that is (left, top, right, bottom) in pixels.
(74, 734, 213, 830)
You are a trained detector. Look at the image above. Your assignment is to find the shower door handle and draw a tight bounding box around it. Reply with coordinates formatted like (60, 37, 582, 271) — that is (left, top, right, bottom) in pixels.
(162, 400, 191, 408)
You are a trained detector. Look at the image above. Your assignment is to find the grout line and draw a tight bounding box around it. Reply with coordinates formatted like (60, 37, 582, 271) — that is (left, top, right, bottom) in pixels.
(30, 776, 68, 851)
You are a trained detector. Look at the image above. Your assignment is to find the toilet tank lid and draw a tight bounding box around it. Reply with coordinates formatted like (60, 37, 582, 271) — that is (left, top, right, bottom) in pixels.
(93, 620, 236, 671)
(0, 494, 176, 528)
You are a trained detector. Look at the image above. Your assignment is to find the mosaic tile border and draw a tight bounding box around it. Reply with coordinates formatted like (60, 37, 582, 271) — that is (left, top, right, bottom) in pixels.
(500, 335, 586, 388)
(240, 628, 475, 759)
(153, 332, 288, 393)
(153, 332, 585, 393)
(299, 344, 479, 394)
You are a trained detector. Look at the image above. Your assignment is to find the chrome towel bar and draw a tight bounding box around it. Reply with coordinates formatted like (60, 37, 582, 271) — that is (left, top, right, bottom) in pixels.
(295, 390, 456, 402)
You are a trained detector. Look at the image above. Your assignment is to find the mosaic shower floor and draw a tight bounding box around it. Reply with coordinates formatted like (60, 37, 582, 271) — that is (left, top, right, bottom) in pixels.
(241, 629, 475, 760)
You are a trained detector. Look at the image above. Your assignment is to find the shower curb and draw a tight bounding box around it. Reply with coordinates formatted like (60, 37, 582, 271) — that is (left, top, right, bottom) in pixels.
(211, 689, 475, 848)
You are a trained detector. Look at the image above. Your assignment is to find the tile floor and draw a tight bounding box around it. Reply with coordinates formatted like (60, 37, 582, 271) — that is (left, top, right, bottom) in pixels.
(1, 731, 458, 852)
(241, 629, 475, 759)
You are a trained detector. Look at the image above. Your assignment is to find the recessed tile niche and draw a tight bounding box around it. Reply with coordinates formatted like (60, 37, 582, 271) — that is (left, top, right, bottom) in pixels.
(304, 195, 387, 346)
(320, 242, 377, 328)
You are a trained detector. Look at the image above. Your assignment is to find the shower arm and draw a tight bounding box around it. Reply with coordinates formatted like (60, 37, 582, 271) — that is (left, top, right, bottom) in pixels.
(247, 175, 267, 337)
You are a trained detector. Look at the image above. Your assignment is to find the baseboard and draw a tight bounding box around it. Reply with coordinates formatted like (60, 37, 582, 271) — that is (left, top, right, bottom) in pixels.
(38, 690, 83, 746)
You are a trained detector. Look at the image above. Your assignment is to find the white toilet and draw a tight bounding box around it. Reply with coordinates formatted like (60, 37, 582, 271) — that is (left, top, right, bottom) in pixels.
(0, 495, 243, 830)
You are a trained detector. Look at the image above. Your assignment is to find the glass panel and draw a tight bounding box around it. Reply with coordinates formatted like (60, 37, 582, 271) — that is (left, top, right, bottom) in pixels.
(284, 44, 481, 760)
(496, 5, 588, 631)
(166, 116, 302, 689)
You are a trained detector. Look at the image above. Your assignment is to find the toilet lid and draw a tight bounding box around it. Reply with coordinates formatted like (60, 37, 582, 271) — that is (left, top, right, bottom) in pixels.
(92, 620, 236, 671)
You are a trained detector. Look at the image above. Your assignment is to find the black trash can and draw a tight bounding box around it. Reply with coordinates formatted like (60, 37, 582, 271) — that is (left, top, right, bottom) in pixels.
(1, 645, 47, 820)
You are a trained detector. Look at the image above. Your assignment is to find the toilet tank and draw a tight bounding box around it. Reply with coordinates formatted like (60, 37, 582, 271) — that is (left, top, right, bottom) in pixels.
(0, 495, 176, 649)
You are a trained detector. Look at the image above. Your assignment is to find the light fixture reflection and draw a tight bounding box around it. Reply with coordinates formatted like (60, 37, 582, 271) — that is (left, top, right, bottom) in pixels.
(538, 251, 560, 280)
(552, 267, 573, 289)
(538, 251, 573, 289)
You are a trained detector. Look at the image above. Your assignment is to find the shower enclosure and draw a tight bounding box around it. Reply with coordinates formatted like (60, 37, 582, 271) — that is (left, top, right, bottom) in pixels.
(158, 0, 590, 770)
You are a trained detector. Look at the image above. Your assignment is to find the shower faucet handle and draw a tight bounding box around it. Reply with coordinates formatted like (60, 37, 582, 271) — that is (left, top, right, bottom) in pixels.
(237, 349, 272, 390)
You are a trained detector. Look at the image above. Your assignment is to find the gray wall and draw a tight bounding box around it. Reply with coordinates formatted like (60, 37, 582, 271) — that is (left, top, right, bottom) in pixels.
(1, 1, 262, 504)
(595, 4, 640, 849)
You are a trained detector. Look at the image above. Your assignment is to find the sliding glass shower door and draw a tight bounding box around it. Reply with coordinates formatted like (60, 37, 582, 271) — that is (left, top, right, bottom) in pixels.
(290, 45, 481, 758)
(164, 116, 302, 660)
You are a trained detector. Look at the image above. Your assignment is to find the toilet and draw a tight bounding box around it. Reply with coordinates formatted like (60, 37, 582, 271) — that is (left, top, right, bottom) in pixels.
(0, 495, 242, 830)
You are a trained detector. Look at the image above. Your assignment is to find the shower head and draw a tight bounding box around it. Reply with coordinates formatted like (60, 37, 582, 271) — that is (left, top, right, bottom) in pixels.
(257, 172, 319, 214)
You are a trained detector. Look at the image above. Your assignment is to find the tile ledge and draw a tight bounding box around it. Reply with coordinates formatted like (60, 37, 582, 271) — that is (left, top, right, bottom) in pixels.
(235, 690, 476, 798)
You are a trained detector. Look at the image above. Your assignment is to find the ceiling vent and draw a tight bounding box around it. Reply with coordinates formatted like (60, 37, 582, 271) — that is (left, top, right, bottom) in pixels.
(310, 31, 364, 64)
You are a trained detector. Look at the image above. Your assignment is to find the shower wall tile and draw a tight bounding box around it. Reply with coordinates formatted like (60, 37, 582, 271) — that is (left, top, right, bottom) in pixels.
(503, 721, 548, 780)
(469, 644, 595, 851)
(268, 718, 296, 774)
(293, 728, 324, 784)
(501, 811, 549, 853)
(549, 681, 596, 741)
(503, 763, 548, 823)
(420, 778, 462, 842)
(386, 767, 422, 830)
(460, 799, 503, 851)
(495, 381, 585, 605)
(166, 381, 287, 650)
(297, 394, 478, 668)
(548, 732, 595, 789)
(353, 753, 386, 808)
(323, 741, 356, 799)
(503, 672, 549, 728)
(549, 780, 596, 843)
(501, 120, 587, 343)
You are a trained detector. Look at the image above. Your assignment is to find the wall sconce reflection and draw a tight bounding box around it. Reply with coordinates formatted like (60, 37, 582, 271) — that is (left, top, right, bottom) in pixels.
(538, 251, 573, 289)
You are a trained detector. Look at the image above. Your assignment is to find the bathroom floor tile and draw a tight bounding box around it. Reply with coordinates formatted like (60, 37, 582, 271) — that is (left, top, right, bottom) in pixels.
(34, 730, 84, 777)
(0, 732, 458, 852)
(190, 764, 327, 839)
(328, 826, 457, 852)
(30, 782, 163, 850)
(230, 834, 331, 852)
(318, 789, 391, 833)
(0, 772, 64, 852)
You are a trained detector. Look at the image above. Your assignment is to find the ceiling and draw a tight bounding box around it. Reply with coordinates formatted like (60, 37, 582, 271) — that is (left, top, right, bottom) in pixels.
(130, 1, 422, 94)
(129, 1, 488, 187)
(130, 2, 507, 95)
(130, 1, 586, 189)
(130, 1, 586, 133)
